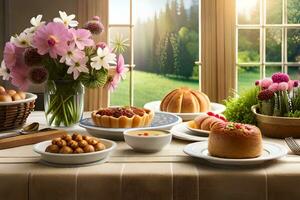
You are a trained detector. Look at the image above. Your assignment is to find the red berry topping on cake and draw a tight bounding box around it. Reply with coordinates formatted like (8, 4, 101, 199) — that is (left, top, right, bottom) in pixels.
(207, 112, 215, 116)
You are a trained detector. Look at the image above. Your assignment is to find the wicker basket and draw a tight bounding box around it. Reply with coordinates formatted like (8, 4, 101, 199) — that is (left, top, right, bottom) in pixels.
(0, 93, 37, 131)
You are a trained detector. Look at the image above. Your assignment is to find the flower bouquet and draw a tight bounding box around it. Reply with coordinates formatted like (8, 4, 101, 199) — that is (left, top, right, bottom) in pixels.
(252, 72, 300, 138)
(1, 11, 128, 127)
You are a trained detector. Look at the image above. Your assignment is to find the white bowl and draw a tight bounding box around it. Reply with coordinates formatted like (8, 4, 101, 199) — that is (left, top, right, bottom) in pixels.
(34, 139, 116, 165)
(123, 129, 172, 152)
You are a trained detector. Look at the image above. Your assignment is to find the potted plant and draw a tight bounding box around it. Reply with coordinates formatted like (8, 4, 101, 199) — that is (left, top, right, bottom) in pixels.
(251, 72, 300, 138)
(0, 12, 128, 127)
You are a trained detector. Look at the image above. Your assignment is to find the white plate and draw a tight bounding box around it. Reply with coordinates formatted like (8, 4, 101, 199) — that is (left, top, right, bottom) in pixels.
(0, 92, 37, 106)
(144, 101, 226, 121)
(79, 112, 182, 140)
(184, 141, 287, 165)
(185, 122, 210, 136)
(34, 139, 116, 165)
(171, 123, 208, 142)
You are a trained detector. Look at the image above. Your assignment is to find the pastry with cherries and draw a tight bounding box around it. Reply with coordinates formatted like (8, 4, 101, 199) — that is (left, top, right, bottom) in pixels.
(188, 112, 227, 131)
(208, 122, 262, 159)
(160, 87, 211, 113)
(91, 106, 154, 128)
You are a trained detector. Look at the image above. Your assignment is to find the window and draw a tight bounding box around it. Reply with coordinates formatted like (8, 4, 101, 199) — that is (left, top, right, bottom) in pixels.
(237, 0, 300, 92)
(109, 0, 200, 107)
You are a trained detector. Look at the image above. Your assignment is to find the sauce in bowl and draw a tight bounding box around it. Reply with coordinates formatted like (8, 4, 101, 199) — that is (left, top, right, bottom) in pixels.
(128, 130, 168, 137)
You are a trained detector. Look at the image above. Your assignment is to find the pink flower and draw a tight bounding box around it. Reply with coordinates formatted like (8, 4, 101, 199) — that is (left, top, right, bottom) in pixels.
(261, 78, 273, 89)
(67, 56, 89, 80)
(288, 80, 295, 91)
(3, 42, 16, 68)
(69, 28, 94, 50)
(278, 82, 289, 91)
(33, 22, 72, 58)
(83, 17, 104, 35)
(255, 80, 261, 86)
(268, 83, 279, 92)
(115, 54, 128, 81)
(271, 72, 290, 83)
(96, 42, 107, 49)
(294, 80, 299, 87)
(258, 89, 274, 101)
(106, 75, 120, 92)
(28, 67, 48, 84)
(10, 65, 29, 91)
(60, 44, 85, 65)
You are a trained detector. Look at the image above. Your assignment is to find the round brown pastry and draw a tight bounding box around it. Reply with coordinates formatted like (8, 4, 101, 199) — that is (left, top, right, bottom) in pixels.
(59, 146, 73, 154)
(45, 145, 60, 153)
(200, 117, 223, 131)
(73, 133, 83, 142)
(52, 138, 62, 145)
(0, 94, 12, 102)
(92, 106, 154, 128)
(0, 86, 5, 94)
(84, 145, 95, 153)
(78, 140, 88, 148)
(208, 122, 263, 159)
(56, 139, 67, 148)
(160, 87, 211, 113)
(87, 138, 98, 146)
(94, 142, 106, 151)
(7, 90, 16, 96)
(68, 140, 78, 149)
(82, 135, 91, 141)
(61, 134, 72, 142)
(17, 91, 26, 99)
(74, 147, 84, 154)
(11, 93, 21, 101)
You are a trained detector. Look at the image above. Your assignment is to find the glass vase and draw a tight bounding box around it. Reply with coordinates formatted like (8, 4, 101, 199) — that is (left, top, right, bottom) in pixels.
(44, 80, 84, 127)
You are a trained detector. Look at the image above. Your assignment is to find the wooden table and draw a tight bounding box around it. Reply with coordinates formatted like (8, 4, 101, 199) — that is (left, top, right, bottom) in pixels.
(0, 112, 299, 200)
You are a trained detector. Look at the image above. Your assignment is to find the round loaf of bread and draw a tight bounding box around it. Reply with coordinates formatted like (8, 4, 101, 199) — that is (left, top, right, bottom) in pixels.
(160, 87, 210, 113)
(208, 122, 262, 159)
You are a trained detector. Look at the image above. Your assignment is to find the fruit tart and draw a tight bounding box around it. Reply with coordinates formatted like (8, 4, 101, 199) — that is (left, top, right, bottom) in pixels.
(91, 106, 154, 128)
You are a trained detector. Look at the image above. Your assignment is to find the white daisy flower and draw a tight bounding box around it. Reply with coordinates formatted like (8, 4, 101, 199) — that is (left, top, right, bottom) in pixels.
(10, 31, 32, 48)
(30, 14, 45, 27)
(0, 61, 10, 81)
(90, 47, 116, 70)
(53, 11, 78, 27)
(67, 57, 89, 80)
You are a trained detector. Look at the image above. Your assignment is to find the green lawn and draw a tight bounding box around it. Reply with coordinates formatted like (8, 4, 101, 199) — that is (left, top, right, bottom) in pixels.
(111, 68, 298, 107)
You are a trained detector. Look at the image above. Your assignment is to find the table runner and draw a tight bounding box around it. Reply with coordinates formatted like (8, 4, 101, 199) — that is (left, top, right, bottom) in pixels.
(0, 112, 299, 200)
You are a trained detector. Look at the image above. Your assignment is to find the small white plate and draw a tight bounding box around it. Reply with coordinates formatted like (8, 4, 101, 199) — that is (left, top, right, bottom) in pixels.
(184, 141, 287, 165)
(185, 122, 210, 136)
(80, 112, 182, 140)
(34, 139, 116, 165)
(144, 101, 226, 121)
(171, 123, 209, 142)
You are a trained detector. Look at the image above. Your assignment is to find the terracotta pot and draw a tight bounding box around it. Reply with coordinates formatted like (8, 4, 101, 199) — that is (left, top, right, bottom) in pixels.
(251, 105, 300, 138)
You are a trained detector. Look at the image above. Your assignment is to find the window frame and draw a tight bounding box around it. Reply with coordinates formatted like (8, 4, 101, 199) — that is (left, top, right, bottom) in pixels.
(236, 0, 300, 89)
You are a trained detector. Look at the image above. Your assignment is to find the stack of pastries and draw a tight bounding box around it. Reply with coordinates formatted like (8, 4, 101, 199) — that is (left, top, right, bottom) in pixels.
(189, 112, 227, 131)
(208, 121, 262, 159)
(160, 87, 211, 113)
(0, 86, 26, 102)
(92, 106, 154, 128)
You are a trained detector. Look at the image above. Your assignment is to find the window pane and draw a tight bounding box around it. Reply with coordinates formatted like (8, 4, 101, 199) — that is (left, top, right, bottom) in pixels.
(288, 66, 300, 80)
(109, 27, 131, 62)
(238, 66, 260, 93)
(287, 29, 300, 62)
(109, 0, 130, 24)
(287, 0, 300, 24)
(110, 72, 131, 106)
(237, 0, 260, 24)
(266, 28, 282, 62)
(238, 29, 260, 63)
(266, 66, 282, 77)
(266, 0, 282, 24)
(133, 0, 199, 107)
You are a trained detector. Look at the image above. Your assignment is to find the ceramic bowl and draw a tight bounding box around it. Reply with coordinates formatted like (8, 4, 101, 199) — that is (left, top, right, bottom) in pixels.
(123, 129, 172, 152)
(252, 105, 300, 138)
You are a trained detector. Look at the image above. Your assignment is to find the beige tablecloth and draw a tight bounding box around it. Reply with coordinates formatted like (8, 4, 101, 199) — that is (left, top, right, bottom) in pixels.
(0, 112, 299, 200)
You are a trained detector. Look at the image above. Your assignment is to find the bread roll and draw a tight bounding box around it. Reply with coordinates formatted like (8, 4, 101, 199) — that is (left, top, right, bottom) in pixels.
(208, 122, 262, 159)
(0, 94, 12, 102)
